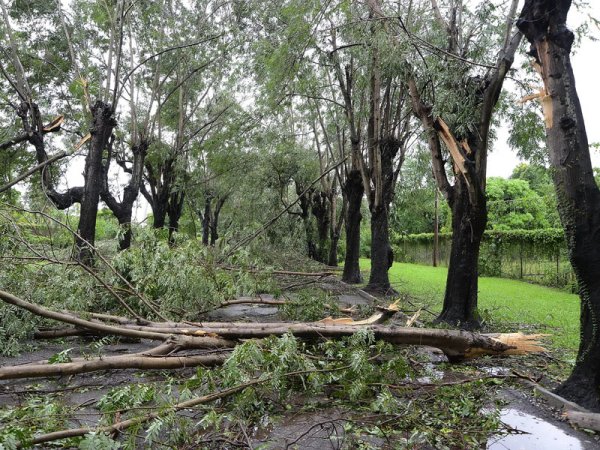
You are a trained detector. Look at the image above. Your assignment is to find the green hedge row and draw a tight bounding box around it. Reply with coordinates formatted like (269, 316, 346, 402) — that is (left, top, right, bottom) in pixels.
(392, 228, 565, 247)
(392, 228, 576, 290)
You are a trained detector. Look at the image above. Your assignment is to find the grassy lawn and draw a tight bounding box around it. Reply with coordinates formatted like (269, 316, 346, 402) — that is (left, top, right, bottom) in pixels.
(360, 259, 581, 354)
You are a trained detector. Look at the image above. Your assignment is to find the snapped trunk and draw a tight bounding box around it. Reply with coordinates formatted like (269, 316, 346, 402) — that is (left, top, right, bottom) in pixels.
(518, 0, 600, 410)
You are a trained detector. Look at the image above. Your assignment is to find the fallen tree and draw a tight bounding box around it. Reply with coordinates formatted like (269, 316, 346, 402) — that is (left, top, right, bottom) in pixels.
(0, 289, 546, 382)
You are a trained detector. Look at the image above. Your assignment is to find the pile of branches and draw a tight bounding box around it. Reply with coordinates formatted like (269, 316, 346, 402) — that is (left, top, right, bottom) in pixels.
(0, 288, 546, 448)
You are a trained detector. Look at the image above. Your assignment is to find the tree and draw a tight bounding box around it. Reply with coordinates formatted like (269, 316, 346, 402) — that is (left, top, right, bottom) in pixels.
(328, 0, 411, 289)
(393, 146, 448, 235)
(518, 0, 600, 411)
(510, 163, 560, 227)
(486, 177, 550, 230)
(0, 0, 120, 264)
(408, 0, 522, 327)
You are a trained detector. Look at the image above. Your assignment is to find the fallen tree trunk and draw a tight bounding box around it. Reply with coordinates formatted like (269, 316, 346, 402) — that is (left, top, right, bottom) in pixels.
(0, 353, 227, 381)
(34, 322, 540, 362)
(0, 289, 234, 349)
(565, 411, 600, 432)
(74, 312, 543, 360)
(1, 290, 545, 364)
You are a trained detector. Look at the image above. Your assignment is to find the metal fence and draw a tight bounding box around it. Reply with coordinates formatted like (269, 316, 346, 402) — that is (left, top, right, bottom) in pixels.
(393, 230, 576, 290)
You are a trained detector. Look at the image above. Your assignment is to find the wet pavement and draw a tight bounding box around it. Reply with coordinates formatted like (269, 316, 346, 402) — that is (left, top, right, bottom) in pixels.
(487, 389, 600, 449)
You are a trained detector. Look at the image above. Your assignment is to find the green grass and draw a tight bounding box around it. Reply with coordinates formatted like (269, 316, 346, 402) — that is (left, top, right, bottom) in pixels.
(361, 259, 581, 354)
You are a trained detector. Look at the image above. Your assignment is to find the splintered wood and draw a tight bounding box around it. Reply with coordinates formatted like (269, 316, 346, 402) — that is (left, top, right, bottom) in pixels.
(0, 289, 548, 381)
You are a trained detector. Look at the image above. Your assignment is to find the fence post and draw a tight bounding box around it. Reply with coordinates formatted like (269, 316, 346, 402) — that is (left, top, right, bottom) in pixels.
(520, 242, 523, 279)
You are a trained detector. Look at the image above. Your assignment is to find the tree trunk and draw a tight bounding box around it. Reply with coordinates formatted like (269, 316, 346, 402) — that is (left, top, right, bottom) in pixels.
(152, 203, 167, 229)
(518, 0, 600, 411)
(328, 194, 346, 267)
(201, 195, 211, 245)
(327, 238, 339, 267)
(75, 101, 116, 265)
(210, 195, 227, 246)
(102, 141, 148, 251)
(342, 169, 363, 283)
(311, 190, 330, 263)
(167, 191, 184, 245)
(297, 185, 317, 260)
(366, 205, 394, 293)
(437, 177, 486, 328)
(142, 157, 174, 231)
(433, 187, 439, 267)
(366, 137, 399, 294)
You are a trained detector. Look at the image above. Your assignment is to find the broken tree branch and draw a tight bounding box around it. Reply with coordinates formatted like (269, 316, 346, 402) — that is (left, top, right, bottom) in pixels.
(17, 365, 353, 448)
(61, 312, 544, 361)
(0, 289, 234, 348)
(0, 151, 68, 194)
(0, 353, 227, 381)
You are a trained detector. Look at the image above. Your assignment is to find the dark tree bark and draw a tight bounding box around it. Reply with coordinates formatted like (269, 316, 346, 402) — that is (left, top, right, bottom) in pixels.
(210, 195, 228, 245)
(311, 190, 330, 263)
(201, 193, 212, 245)
(167, 190, 185, 245)
(438, 175, 486, 328)
(328, 196, 346, 267)
(365, 137, 400, 294)
(330, 37, 364, 283)
(12, 100, 115, 265)
(518, 0, 600, 411)
(342, 169, 364, 283)
(25, 104, 83, 209)
(102, 140, 148, 250)
(75, 101, 116, 265)
(293, 183, 317, 260)
(141, 155, 184, 242)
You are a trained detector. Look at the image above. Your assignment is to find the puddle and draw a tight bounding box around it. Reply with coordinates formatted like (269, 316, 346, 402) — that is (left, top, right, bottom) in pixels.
(488, 408, 585, 450)
(417, 364, 445, 384)
(481, 366, 512, 377)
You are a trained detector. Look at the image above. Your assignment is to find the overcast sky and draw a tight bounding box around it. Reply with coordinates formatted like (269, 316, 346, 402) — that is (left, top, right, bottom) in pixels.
(488, 3, 600, 177)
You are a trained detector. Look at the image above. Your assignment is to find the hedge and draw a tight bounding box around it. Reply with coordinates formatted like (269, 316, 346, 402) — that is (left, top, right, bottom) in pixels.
(392, 228, 576, 290)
